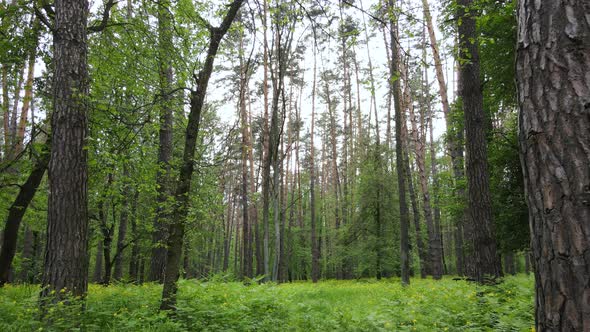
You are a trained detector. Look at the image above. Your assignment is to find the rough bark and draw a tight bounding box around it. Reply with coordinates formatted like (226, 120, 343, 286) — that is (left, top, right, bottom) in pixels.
(516, 1, 590, 329)
(149, 0, 174, 283)
(40, 0, 90, 302)
(457, 0, 502, 282)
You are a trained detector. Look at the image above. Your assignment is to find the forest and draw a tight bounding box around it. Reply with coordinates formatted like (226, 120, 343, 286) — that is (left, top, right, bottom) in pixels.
(0, 0, 588, 330)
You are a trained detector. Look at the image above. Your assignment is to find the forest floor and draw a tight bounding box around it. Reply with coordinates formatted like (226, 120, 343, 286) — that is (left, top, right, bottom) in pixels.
(0, 275, 534, 331)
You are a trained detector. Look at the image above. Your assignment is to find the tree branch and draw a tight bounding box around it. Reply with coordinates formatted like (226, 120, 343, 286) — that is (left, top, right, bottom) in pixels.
(88, 0, 118, 33)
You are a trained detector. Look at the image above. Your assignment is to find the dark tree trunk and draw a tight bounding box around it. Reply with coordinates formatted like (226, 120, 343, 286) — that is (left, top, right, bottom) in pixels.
(93, 240, 103, 283)
(516, 1, 590, 329)
(100, 200, 114, 286)
(0, 140, 49, 286)
(19, 225, 34, 283)
(114, 168, 130, 280)
(160, 0, 243, 311)
(388, 0, 410, 286)
(40, 0, 90, 303)
(503, 252, 516, 276)
(149, 0, 174, 283)
(457, 0, 502, 282)
(128, 190, 140, 283)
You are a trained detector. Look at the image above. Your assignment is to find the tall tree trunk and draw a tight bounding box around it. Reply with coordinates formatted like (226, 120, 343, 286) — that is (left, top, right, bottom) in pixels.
(516, 1, 590, 329)
(310, 43, 319, 283)
(457, 0, 501, 282)
(149, 0, 174, 283)
(238, 28, 253, 278)
(424, 51, 444, 279)
(159, 0, 243, 310)
(422, 0, 467, 276)
(388, 0, 410, 285)
(260, 0, 272, 282)
(400, 59, 428, 278)
(40, 0, 90, 303)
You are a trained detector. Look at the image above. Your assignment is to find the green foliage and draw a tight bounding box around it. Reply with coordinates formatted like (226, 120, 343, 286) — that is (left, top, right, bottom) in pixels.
(0, 276, 534, 331)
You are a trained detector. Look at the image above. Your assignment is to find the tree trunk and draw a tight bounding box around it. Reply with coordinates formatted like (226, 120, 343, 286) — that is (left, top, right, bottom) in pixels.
(388, 0, 410, 285)
(516, 1, 590, 329)
(100, 200, 114, 286)
(18, 225, 34, 283)
(310, 44, 320, 283)
(422, 0, 467, 277)
(159, 0, 243, 310)
(0, 140, 49, 286)
(260, 0, 271, 282)
(40, 0, 89, 303)
(93, 240, 104, 283)
(238, 28, 253, 278)
(128, 190, 140, 283)
(114, 168, 130, 280)
(503, 252, 515, 276)
(457, 0, 502, 282)
(149, 0, 174, 283)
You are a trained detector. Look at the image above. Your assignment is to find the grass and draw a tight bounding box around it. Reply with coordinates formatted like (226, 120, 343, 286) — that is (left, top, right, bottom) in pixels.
(0, 274, 534, 331)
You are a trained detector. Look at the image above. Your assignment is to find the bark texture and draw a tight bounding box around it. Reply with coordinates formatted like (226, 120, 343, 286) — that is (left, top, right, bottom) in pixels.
(41, 0, 90, 301)
(516, 1, 590, 330)
(457, 0, 502, 282)
(149, 0, 174, 283)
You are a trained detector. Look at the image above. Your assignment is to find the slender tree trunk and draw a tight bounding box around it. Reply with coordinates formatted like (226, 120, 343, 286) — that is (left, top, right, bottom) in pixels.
(260, 0, 271, 282)
(159, 0, 243, 310)
(310, 44, 319, 283)
(40, 0, 90, 303)
(388, 0, 410, 285)
(129, 190, 140, 283)
(238, 29, 253, 278)
(503, 252, 515, 276)
(100, 199, 114, 286)
(424, 54, 444, 279)
(93, 240, 104, 283)
(516, 1, 590, 329)
(0, 140, 49, 286)
(457, 0, 501, 282)
(400, 59, 428, 278)
(422, 0, 467, 276)
(19, 225, 34, 282)
(114, 168, 130, 280)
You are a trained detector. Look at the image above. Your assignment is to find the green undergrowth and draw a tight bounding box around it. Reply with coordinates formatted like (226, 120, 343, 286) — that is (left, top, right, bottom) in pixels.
(0, 275, 534, 331)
